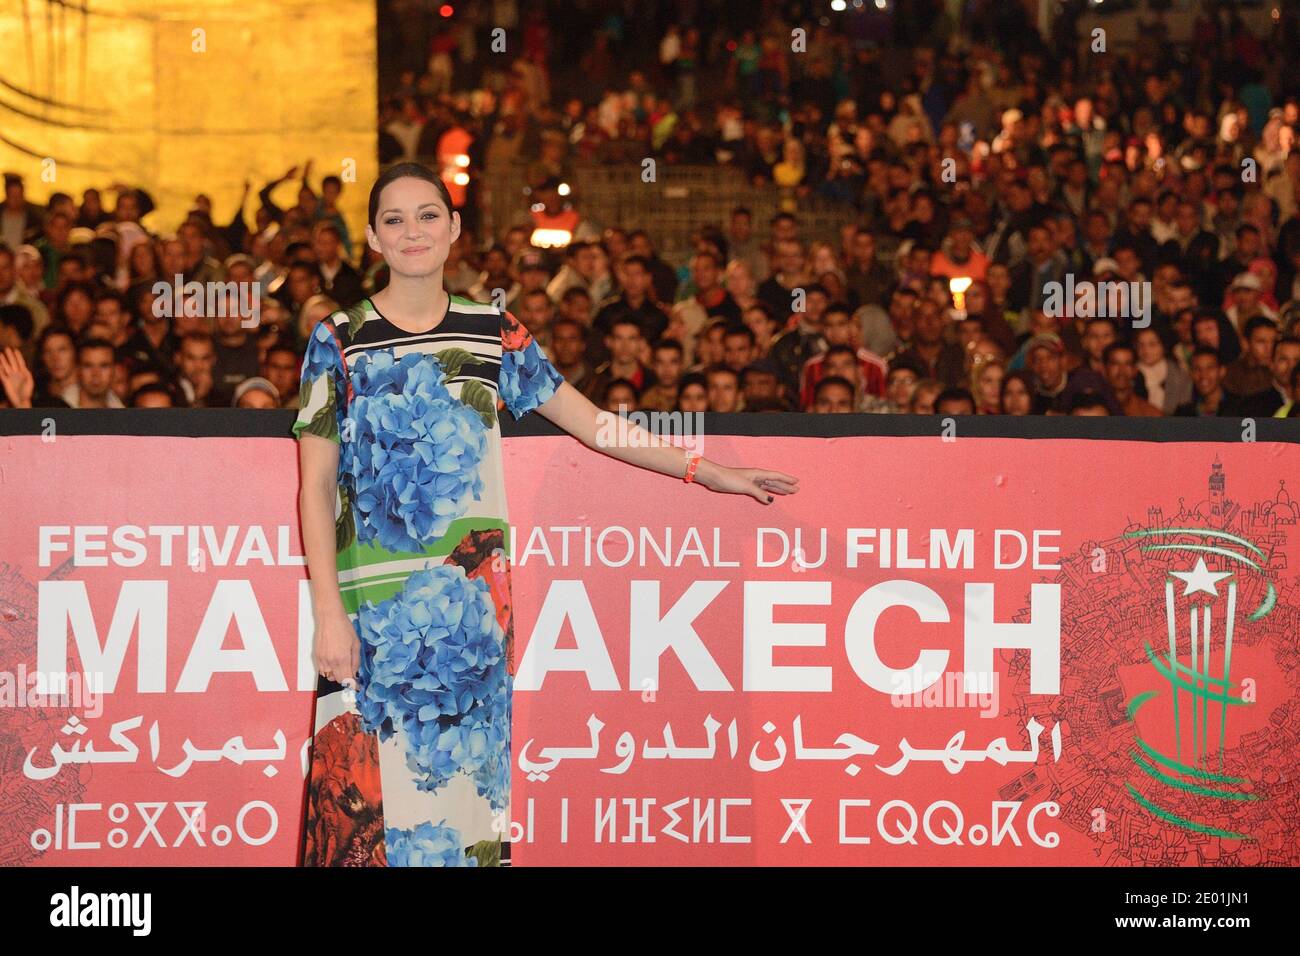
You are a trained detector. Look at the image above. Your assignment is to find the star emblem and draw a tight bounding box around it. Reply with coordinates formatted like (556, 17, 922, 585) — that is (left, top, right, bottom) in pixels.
(1170, 557, 1232, 597)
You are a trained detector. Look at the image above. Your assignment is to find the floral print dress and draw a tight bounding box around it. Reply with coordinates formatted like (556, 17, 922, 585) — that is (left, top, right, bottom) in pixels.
(291, 294, 563, 866)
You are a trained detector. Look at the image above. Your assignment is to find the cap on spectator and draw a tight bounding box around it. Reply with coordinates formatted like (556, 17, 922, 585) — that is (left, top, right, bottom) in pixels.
(1001, 108, 1023, 127)
(1091, 257, 1120, 277)
(1026, 332, 1065, 355)
(514, 250, 548, 273)
(1231, 273, 1262, 292)
(225, 253, 258, 271)
(230, 376, 280, 407)
(69, 227, 96, 246)
(15, 243, 42, 263)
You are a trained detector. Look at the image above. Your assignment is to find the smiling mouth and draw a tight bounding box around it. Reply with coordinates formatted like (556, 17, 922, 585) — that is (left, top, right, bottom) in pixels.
(402, 246, 430, 254)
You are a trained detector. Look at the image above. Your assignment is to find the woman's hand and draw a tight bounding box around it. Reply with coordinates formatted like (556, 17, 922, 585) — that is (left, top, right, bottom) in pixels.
(696, 461, 799, 505)
(313, 607, 360, 685)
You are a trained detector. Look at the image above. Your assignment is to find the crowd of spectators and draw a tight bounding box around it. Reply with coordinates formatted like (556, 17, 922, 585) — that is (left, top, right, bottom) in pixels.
(2, 0, 1298, 419)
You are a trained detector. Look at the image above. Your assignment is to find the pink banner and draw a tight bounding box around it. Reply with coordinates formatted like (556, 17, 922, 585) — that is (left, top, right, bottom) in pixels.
(504, 434, 1299, 866)
(2, 429, 1297, 865)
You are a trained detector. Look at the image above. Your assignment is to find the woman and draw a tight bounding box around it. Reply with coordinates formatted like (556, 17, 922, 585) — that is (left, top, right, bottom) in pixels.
(36, 325, 79, 399)
(294, 163, 798, 867)
(674, 372, 708, 412)
(999, 370, 1039, 415)
(126, 236, 162, 305)
(970, 357, 1005, 414)
(723, 259, 759, 313)
(54, 281, 96, 337)
(1133, 326, 1192, 415)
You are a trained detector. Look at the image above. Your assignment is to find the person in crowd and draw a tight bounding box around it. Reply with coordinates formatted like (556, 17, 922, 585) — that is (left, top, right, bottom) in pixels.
(3, 4, 1296, 429)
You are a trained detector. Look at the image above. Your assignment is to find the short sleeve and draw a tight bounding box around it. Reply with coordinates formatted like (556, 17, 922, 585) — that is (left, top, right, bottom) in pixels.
(499, 308, 564, 420)
(291, 318, 346, 443)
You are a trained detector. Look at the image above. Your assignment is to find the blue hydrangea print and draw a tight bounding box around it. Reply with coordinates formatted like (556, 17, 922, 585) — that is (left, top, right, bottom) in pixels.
(499, 337, 564, 419)
(342, 349, 487, 552)
(384, 820, 478, 867)
(355, 564, 510, 811)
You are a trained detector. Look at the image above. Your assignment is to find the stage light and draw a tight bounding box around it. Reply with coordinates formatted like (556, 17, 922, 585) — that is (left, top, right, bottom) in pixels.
(453, 172, 469, 186)
(949, 277, 972, 315)
(530, 227, 573, 249)
(831, 0, 846, 12)
(453, 153, 470, 168)
(439, 4, 454, 17)
(557, 182, 571, 197)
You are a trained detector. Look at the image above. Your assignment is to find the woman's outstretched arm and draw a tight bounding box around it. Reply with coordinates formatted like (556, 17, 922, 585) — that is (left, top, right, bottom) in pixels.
(533, 381, 800, 505)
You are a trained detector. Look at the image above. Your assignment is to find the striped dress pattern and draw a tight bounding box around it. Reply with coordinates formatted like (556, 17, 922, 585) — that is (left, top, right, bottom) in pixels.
(291, 294, 563, 866)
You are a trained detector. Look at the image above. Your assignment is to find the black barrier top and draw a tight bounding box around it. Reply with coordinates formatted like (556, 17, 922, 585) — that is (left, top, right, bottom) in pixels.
(1, 408, 1299, 442)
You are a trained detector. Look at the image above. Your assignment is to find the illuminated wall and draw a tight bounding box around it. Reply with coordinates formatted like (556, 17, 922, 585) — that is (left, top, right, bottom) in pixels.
(0, 0, 377, 254)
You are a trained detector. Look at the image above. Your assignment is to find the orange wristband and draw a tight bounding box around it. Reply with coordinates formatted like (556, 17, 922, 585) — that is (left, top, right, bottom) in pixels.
(684, 453, 701, 483)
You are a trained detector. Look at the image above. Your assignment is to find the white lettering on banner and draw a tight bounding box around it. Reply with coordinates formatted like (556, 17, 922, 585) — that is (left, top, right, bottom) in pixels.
(37, 581, 168, 693)
(514, 580, 1062, 693)
(514, 580, 622, 690)
(844, 528, 976, 569)
(36, 580, 318, 693)
(629, 580, 732, 692)
(547, 797, 1060, 847)
(745, 580, 833, 692)
(845, 580, 950, 695)
(175, 580, 289, 692)
(964, 583, 1061, 694)
(37, 525, 306, 567)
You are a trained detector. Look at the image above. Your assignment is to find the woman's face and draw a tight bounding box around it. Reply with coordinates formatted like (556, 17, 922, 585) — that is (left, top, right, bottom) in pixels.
(697, 328, 725, 366)
(742, 309, 772, 347)
(366, 177, 459, 280)
(978, 363, 1004, 408)
(987, 264, 1010, 297)
(63, 290, 94, 330)
(677, 383, 708, 413)
(1001, 376, 1032, 415)
(811, 246, 837, 275)
(965, 283, 988, 314)
(1135, 329, 1163, 365)
(42, 334, 76, 379)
